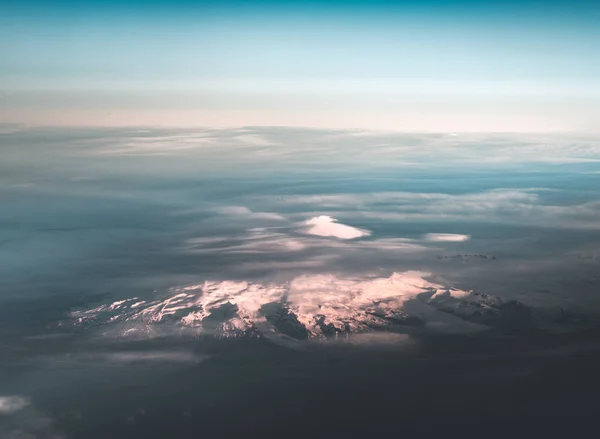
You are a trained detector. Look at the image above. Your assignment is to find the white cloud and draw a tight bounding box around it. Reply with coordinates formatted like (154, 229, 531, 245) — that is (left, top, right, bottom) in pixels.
(424, 233, 471, 242)
(232, 133, 272, 146)
(185, 236, 229, 246)
(0, 397, 64, 439)
(257, 189, 541, 210)
(185, 229, 307, 254)
(238, 255, 337, 271)
(324, 332, 412, 347)
(20, 129, 600, 167)
(537, 157, 600, 164)
(215, 206, 285, 221)
(256, 188, 600, 230)
(72, 351, 208, 364)
(181, 229, 428, 281)
(0, 396, 30, 414)
(91, 133, 215, 156)
(217, 206, 254, 215)
(303, 215, 370, 239)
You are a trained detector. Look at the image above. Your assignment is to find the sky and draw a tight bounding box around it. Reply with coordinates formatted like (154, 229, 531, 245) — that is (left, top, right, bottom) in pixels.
(1, 0, 599, 131)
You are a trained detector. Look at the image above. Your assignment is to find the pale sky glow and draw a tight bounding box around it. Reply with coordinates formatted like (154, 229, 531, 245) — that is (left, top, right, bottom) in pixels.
(1, 104, 592, 132)
(4, 78, 600, 96)
(1, 0, 599, 131)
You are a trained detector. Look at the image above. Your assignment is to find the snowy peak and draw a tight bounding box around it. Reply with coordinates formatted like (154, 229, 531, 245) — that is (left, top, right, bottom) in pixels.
(427, 290, 533, 331)
(65, 271, 535, 342)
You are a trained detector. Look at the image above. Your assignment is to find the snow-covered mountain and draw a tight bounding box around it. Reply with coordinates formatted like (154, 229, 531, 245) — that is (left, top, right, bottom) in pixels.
(64, 271, 535, 342)
(425, 289, 534, 331)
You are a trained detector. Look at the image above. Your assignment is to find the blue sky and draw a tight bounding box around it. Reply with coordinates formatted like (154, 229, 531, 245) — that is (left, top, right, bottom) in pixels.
(1, 0, 599, 131)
